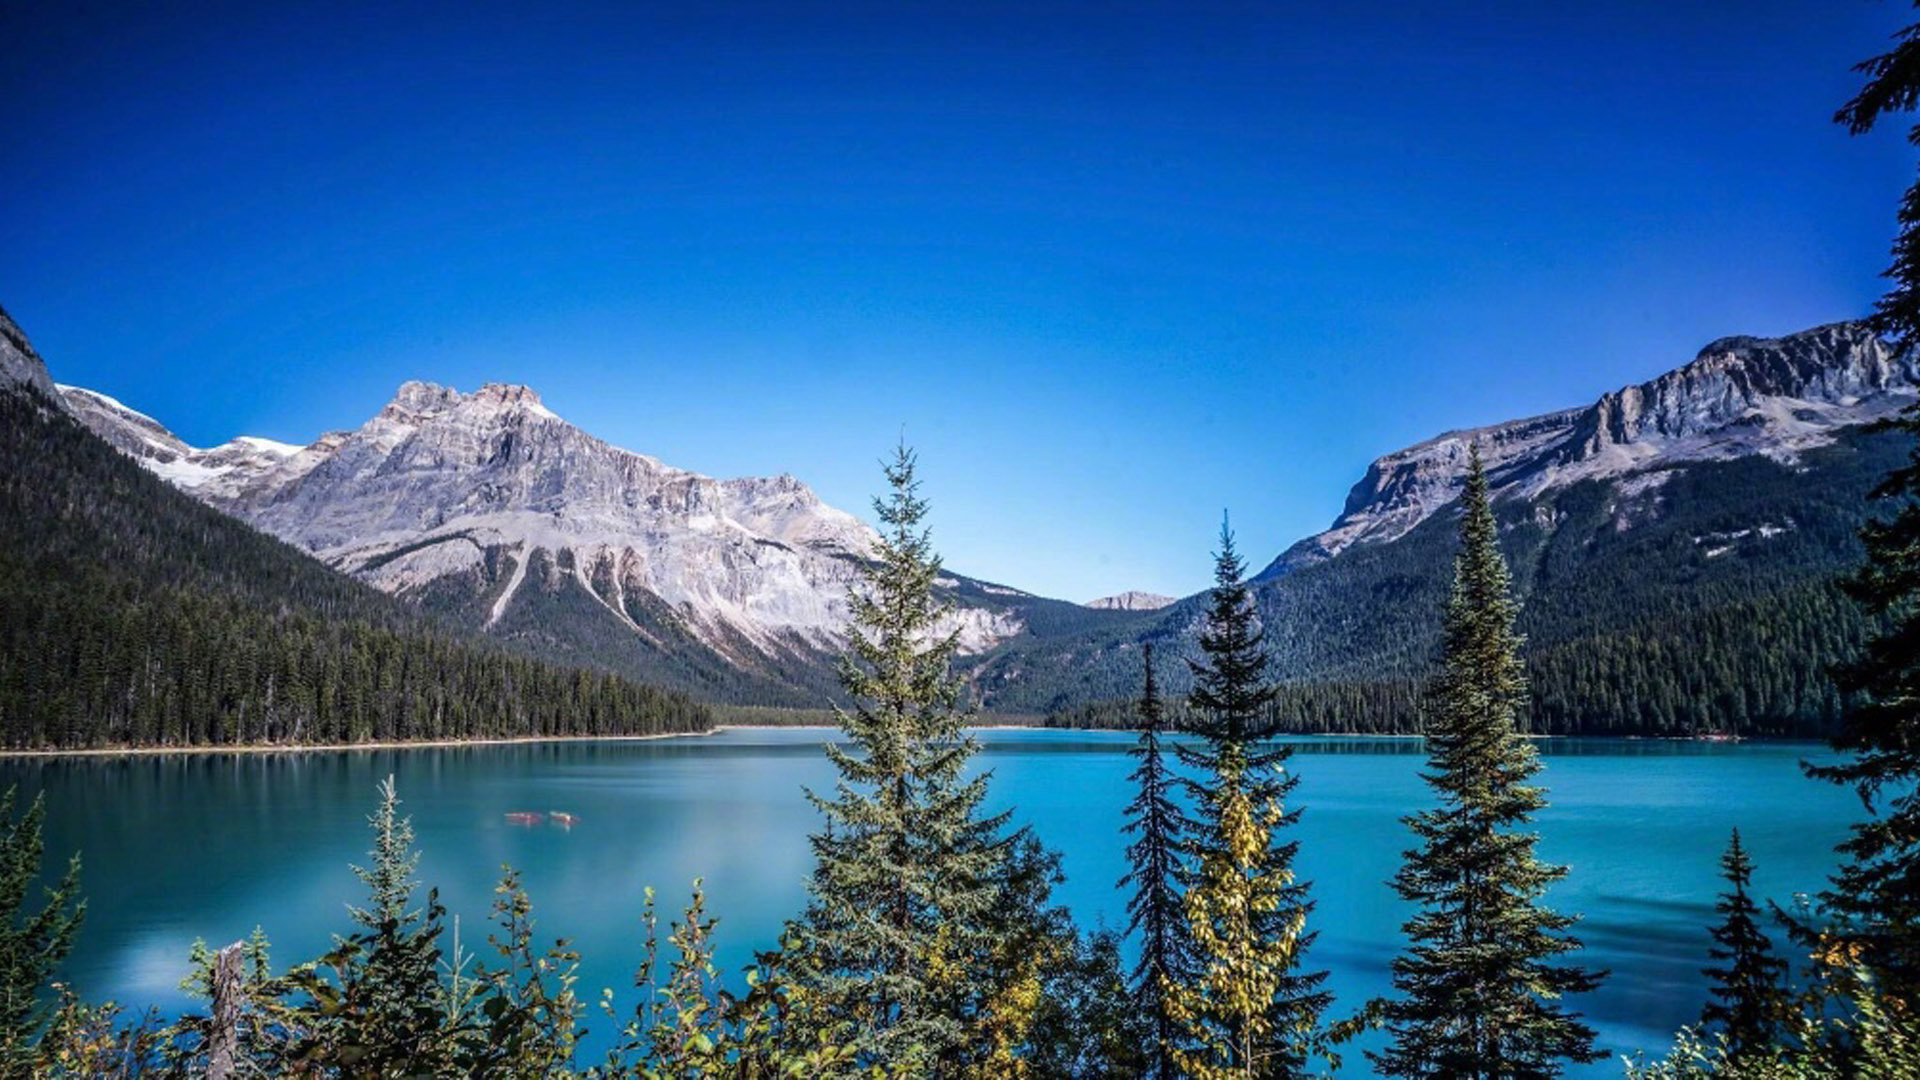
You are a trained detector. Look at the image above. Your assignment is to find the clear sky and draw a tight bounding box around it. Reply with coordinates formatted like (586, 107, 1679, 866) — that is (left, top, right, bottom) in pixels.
(3, 1, 1912, 601)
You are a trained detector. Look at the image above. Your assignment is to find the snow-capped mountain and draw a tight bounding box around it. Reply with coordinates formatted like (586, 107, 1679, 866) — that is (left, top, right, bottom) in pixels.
(1263, 321, 1919, 576)
(59, 378, 1042, 685)
(58, 385, 305, 496)
(1085, 591, 1176, 611)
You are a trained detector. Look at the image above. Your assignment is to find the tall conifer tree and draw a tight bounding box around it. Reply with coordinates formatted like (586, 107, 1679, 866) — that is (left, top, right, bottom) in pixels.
(792, 445, 1015, 1070)
(1171, 519, 1330, 1075)
(1373, 448, 1605, 1078)
(1166, 740, 1310, 1080)
(1120, 642, 1193, 1076)
(1700, 829, 1788, 1059)
(0, 789, 82, 1070)
(1809, 8, 1920, 999)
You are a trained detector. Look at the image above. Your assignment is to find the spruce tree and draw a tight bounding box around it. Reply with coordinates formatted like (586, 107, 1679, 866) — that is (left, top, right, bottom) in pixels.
(291, 775, 456, 1070)
(1167, 740, 1314, 1080)
(1372, 448, 1605, 1078)
(1171, 519, 1330, 1075)
(1119, 642, 1194, 1076)
(792, 445, 1016, 1070)
(0, 789, 83, 1069)
(1699, 829, 1787, 1059)
(1809, 9, 1920, 999)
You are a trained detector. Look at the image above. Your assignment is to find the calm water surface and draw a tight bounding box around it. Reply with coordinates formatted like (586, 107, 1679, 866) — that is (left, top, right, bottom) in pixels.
(2, 728, 1862, 1074)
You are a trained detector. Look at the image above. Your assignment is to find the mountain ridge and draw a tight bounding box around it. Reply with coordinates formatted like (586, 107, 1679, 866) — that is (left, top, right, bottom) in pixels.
(59, 368, 1120, 704)
(44, 307, 1908, 727)
(970, 319, 1909, 732)
(0, 308, 714, 748)
(1086, 591, 1177, 611)
(1262, 320, 1916, 577)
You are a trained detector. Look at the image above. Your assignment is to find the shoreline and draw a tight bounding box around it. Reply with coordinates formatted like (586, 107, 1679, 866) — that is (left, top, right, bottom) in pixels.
(0, 725, 1817, 759)
(0, 727, 723, 760)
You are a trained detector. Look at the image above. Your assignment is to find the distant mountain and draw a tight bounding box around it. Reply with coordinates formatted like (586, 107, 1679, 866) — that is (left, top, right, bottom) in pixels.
(63, 375, 1123, 705)
(975, 321, 1910, 736)
(1085, 591, 1177, 611)
(0, 304, 711, 748)
(51, 302, 1903, 730)
(1267, 321, 1916, 574)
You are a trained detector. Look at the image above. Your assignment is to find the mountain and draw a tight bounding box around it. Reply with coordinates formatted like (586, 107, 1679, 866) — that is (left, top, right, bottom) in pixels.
(1267, 321, 1917, 574)
(62, 376, 1123, 705)
(50, 304, 1902, 731)
(1085, 591, 1177, 611)
(58, 384, 305, 496)
(976, 320, 1911, 735)
(0, 304, 713, 748)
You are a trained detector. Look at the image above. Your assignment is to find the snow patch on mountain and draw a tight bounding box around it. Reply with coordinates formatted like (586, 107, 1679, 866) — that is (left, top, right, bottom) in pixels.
(61, 377, 1026, 659)
(58, 384, 318, 497)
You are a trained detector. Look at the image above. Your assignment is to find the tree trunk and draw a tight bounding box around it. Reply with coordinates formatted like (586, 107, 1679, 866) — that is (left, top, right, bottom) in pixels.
(207, 941, 244, 1080)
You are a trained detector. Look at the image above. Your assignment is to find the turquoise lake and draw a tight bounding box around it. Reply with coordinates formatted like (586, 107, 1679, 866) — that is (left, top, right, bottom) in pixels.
(1, 728, 1865, 1074)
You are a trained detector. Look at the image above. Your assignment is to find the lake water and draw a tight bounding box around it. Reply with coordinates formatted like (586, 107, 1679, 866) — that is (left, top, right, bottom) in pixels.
(2, 728, 1864, 1074)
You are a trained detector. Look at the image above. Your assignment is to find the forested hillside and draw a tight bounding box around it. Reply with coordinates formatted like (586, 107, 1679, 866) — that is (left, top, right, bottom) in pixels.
(0, 382, 714, 748)
(1003, 428, 1901, 735)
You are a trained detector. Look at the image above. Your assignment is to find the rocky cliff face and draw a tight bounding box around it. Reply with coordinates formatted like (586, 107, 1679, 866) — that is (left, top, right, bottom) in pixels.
(1264, 321, 1918, 575)
(60, 377, 1028, 663)
(0, 306, 56, 396)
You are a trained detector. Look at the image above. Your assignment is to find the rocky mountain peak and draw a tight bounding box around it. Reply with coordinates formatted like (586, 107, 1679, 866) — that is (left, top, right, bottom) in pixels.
(470, 382, 549, 411)
(55, 370, 1021, 663)
(1265, 320, 1919, 576)
(1565, 321, 1907, 461)
(378, 380, 461, 423)
(1085, 590, 1177, 611)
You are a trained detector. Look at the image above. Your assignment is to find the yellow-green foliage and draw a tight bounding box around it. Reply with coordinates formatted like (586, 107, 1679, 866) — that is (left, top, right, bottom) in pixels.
(966, 926, 1057, 1079)
(1163, 744, 1307, 1079)
(1630, 952, 1920, 1080)
(594, 880, 859, 1079)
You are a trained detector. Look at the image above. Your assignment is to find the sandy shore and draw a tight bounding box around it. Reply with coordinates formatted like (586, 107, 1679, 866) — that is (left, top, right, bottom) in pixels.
(0, 727, 722, 759)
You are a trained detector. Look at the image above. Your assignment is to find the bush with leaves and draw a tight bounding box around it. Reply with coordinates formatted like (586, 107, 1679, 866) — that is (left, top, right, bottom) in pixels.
(589, 880, 857, 1078)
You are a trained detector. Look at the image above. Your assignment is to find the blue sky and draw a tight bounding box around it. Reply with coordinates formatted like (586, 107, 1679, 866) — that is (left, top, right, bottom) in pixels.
(3, 1, 1911, 601)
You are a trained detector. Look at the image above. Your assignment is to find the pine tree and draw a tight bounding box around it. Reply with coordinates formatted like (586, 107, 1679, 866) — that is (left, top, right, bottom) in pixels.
(1373, 448, 1605, 1078)
(791, 445, 1016, 1070)
(290, 775, 457, 1071)
(1809, 9, 1920, 999)
(1699, 829, 1787, 1060)
(1171, 518, 1330, 1075)
(1166, 740, 1313, 1079)
(1120, 642, 1194, 1077)
(0, 788, 83, 1069)
(1837, 7, 1920, 347)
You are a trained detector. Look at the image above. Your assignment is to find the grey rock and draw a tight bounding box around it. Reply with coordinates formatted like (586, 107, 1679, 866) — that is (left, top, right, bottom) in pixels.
(62, 378, 1025, 659)
(1264, 321, 1915, 575)
(0, 305, 56, 397)
(1085, 591, 1177, 611)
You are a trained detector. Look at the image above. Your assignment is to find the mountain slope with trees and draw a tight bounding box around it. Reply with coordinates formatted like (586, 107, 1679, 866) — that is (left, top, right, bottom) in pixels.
(994, 325, 1908, 736)
(0, 306, 712, 749)
(59, 366, 1132, 709)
